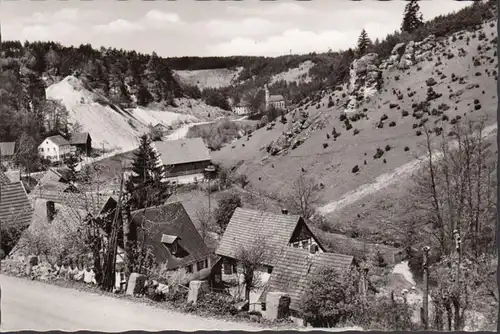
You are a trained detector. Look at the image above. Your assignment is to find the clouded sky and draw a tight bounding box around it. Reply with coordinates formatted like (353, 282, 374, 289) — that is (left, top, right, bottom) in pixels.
(1, 0, 471, 57)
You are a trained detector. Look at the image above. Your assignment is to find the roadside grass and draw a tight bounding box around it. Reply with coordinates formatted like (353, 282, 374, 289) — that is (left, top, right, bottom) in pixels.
(0, 268, 295, 330)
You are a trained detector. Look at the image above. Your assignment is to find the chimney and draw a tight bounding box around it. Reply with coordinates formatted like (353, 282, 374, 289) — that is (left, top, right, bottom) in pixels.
(281, 208, 288, 215)
(309, 244, 318, 255)
(46, 201, 56, 223)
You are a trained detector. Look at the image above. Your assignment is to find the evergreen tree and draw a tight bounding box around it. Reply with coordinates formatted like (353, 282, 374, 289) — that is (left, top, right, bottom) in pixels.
(125, 134, 169, 209)
(63, 154, 79, 183)
(357, 29, 372, 56)
(401, 0, 424, 33)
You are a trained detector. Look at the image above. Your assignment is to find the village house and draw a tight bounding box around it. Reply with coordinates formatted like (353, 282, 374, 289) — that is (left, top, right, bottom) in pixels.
(258, 247, 357, 325)
(31, 168, 79, 198)
(153, 138, 212, 185)
(0, 173, 34, 250)
(215, 207, 325, 292)
(233, 101, 250, 116)
(0, 142, 16, 165)
(152, 123, 170, 134)
(9, 196, 123, 286)
(264, 84, 286, 111)
(129, 202, 222, 287)
(38, 135, 72, 163)
(0, 170, 10, 186)
(69, 132, 92, 156)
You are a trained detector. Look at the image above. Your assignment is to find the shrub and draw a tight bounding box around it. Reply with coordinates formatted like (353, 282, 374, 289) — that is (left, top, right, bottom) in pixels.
(352, 165, 359, 173)
(323, 143, 328, 149)
(404, 146, 410, 152)
(402, 110, 409, 117)
(195, 291, 237, 316)
(374, 148, 384, 159)
(353, 128, 360, 135)
(385, 144, 391, 152)
(389, 121, 396, 127)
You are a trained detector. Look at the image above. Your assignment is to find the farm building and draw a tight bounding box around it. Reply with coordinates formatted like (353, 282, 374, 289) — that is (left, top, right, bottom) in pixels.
(153, 138, 211, 185)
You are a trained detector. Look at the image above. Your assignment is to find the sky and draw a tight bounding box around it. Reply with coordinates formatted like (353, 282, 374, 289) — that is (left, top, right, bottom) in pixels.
(1, 0, 473, 58)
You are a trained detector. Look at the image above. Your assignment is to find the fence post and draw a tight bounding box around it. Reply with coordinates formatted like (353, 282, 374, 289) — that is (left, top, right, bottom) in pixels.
(422, 246, 430, 329)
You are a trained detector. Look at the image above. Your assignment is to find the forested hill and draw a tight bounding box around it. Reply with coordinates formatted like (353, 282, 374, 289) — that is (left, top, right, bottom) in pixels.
(0, 0, 495, 144)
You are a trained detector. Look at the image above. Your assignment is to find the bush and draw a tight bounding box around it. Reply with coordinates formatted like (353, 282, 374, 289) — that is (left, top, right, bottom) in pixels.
(352, 165, 359, 173)
(374, 148, 384, 159)
(195, 291, 237, 316)
(404, 146, 410, 152)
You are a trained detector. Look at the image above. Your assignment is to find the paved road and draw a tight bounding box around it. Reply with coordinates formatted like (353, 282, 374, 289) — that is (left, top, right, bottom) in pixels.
(0, 275, 265, 332)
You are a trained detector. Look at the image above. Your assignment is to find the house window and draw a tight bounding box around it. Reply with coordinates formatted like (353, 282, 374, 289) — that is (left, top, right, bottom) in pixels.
(197, 260, 206, 271)
(186, 264, 193, 273)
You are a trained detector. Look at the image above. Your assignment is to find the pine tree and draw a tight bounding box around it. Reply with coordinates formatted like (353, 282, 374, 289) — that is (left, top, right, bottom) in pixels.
(401, 0, 424, 33)
(64, 154, 79, 183)
(357, 29, 372, 56)
(125, 134, 169, 209)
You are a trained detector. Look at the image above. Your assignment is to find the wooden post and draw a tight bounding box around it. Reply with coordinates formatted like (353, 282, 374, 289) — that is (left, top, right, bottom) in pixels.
(422, 245, 430, 329)
(453, 229, 462, 330)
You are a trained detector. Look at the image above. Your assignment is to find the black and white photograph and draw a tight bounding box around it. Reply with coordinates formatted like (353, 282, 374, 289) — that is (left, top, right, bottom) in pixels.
(0, 0, 498, 331)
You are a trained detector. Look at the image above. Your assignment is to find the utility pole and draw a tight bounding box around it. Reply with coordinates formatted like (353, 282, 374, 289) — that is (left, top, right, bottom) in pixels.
(422, 245, 430, 329)
(453, 229, 462, 330)
(204, 165, 216, 217)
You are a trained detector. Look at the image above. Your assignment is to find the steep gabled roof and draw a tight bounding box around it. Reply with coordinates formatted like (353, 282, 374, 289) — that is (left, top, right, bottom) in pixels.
(39, 168, 67, 184)
(259, 247, 355, 311)
(44, 135, 70, 147)
(70, 132, 91, 145)
(30, 189, 114, 216)
(0, 142, 16, 157)
(0, 181, 34, 230)
(11, 198, 88, 257)
(153, 138, 211, 166)
(216, 208, 318, 267)
(130, 202, 211, 270)
(0, 171, 10, 186)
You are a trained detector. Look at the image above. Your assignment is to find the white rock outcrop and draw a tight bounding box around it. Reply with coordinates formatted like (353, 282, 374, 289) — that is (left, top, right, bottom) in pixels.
(344, 53, 383, 113)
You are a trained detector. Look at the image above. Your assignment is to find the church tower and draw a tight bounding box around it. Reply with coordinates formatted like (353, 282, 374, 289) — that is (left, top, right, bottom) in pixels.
(264, 83, 270, 110)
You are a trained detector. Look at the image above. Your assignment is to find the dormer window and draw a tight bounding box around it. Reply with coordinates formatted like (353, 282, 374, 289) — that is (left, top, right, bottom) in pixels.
(161, 234, 179, 255)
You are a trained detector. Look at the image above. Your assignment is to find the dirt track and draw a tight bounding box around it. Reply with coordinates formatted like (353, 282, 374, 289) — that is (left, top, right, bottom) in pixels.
(0, 274, 265, 332)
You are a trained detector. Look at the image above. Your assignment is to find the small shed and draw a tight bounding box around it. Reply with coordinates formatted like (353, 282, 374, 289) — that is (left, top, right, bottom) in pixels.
(70, 132, 92, 156)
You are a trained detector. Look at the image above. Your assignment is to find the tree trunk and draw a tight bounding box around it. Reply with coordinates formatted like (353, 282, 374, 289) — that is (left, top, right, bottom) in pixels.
(122, 202, 131, 283)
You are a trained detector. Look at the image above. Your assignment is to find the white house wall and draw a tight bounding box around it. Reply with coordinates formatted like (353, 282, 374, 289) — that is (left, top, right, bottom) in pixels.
(38, 140, 71, 162)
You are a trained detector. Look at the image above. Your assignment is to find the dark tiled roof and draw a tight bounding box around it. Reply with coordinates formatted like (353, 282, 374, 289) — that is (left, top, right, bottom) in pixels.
(269, 95, 285, 102)
(259, 247, 355, 311)
(11, 198, 88, 257)
(70, 132, 91, 145)
(216, 208, 308, 267)
(38, 169, 67, 184)
(30, 189, 113, 216)
(0, 171, 10, 186)
(0, 142, 16, 157)
(46, 135, 70, 146)
(153, 138, 211, 166)
(0, 181, 34, 230)
(130, 202, 211, 270)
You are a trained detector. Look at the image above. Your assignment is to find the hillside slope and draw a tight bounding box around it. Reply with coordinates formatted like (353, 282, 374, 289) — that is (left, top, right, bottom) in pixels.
(174, 67, 244, 89)
(212, 19, 498, 224)
(45, 76, 228, 152)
